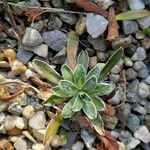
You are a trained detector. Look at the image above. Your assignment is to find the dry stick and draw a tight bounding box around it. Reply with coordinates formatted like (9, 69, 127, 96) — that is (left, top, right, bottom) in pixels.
(2, 0, 21, 41)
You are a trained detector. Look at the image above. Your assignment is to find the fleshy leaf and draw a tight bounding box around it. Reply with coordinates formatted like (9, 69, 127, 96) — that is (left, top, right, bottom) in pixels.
(90, 114, 104, 135)
(72, 94, 84, 112)
(74, 64, 86, 88)
(44, 112, 62, 145)
(52, 86, 68, 98)
(77, 50, 89, 71)
(92, 96, 106, 111)
(86, 66, 100, 80)
(82, 76, 97, 93)
(33, 59, 62, 84)
(99, 47, 123, 81)
(43, 95, 66, 106)
(81, 92, 97, 119)
(91, 83, 114, 96)
(62, 98, 75, 118)
(59, 80, 79, 97)
(61, 64, 74, 82)
(67, 31, 79, 70)
(116, 10, 150, 20)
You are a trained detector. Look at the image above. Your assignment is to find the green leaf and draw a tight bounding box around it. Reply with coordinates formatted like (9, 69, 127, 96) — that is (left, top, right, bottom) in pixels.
(81, 92, 97, 119)
(33, 59, 62, 84)
(59, 80, 79, 97)
(61, 64, 74, 82)
(67, 31, 79, 70)
(92, 83, 114, 96)
(92, 96, 106, 111)
(86, 66, 101, 80)
(72, 94, 84, 112)
(77, 50, 89, 71)
(43, 95, 66, 106)
(116, 10, 150, 20)
(99, 47, 123, 81)
(144, 27, 150, 37)
(74, 64, 86, 88)
(44, 112, 62, 145)
(62, 98, 75, 118)
(52, 86, 68, 98)
(82, 76, 97, 93)
(90, 114, 104, 135)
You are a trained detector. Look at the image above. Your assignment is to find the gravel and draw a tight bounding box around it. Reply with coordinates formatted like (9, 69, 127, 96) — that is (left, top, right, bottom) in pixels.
(137, 16, 150, 29)
(134, 126, 150, 143)
(127, 0, 145, 9)
(138, 82, 150, 98)
(72, 141, 84, 150)
(22, 105, 35, 119)
(126, 68, 137, 80)
(127, 137, 140, 150)
(86, 13, 108, 38)
(22, 27, 43, 47)
(0, 112, 5, 125)
(42, 30, 66, 51)
(14, 138, 28, 150)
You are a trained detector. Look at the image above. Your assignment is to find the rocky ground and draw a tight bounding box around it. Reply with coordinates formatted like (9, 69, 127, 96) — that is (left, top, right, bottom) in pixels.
(0, 0, 150, 150)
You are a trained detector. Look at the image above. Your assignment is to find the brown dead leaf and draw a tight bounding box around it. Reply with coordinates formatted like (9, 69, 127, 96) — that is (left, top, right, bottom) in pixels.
(0, 139, 14, 150)
(103, 104, 116, 117)
(74, 0, 108, 17)
(98, 131, 119, 150)
(25, 9, 43, 22)
(107, 6, 119, 41)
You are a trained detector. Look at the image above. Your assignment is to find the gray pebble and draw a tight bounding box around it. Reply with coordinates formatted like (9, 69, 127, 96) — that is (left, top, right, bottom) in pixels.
(0, 112, 5, 125)
(124, 57, 133, 67)
(131, 47, 146, 61)
(109, 89, 121, 105)
(72, 141, 84, 150)
(127, 137, 140, 150)
(135, 31, 145, 39)
(8, 102, 23, 116)
(133, 104, 147, 115)
(122, 21, 138, 34)
(118, 131, 132, 144)
(22, 27, 43, 47)
(127, 0, 145, 10)
(126, 68, 137, 80)
(137, 67, 149, 79)
(141, 37, 150, 50)
(111, 59, 123, 74)
(133, 61, 146, 71)
(42, 30, 66, 51)
(126, 114, 140, 132)
(109, 74, 120, 83)
(137, 16, 150, 29)
(139, 82, 149, 98)
(144, 75, 150, 85)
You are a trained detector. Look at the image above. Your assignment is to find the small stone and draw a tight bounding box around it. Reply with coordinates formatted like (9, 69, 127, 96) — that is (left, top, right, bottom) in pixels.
(0, 112, 5, 125)
(127, 137, 140, 150)
(137, 16, 150, 29)
(134, 126, 150, 143)
(32, 128, 45, 141)
(111, 36, 132, 50)
(17, 46, 34, 64)
(0, 124, 6, 134)
(58, 13, 77, 25)
(72, 141, 84, 150)
(144, 75, 150, 85)
(22, 105, 35, 119)
(22, 27, 43, 47)
(51, 0, 62, 7)
(14, 138, 27, 150)
(110, 131, 120, 139)
(42, 30, 66, 51)
(118, 142, 127, 150)
(131, 47, 146, 61)
(88, 36, 106, 51)
(111, 59, 123, 74)
(0, 101, 10, 112)
(141, 37, 150, 49)
(32, 44, 48, 58)
(8, 102, 23, 115)
(135, 31, 145, 39)
(109, 74, 120, 83)
(109, 89, 121, 105)
(103, 115, 118, 130)
(126, 68, 137, 80)
(133, 105, 147, 115)
(32, 143, 51, 150)
(122, 21, 138, 34)
(89, 56, 97, 69)
(126, 114, 140, 132)
(93, 0, 114, 9)
(51, 135, 67, 148)
(86, 13, 108, 38)
(23, 130, 36, 143)
(133, 61, 146, 71)
(118, 131, 132, 144)
(48, 15, 62, 30)
(97, 51, 109, 62)
(144, 115, 150, 130)
(139, 82, 149, 98)
(81, 128, 95, 149)
(137, 67, 149, 78)
(124, 57, 133, 67)
(127, 0, 145, 10)
(29, 111, 46, 129)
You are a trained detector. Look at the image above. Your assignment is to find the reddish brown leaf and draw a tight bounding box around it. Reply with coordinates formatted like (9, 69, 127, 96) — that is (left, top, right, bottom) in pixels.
(107, 6, 119, 41)
(103, 104, 116, 117)
(25, 9, 43, 22)
(74, 0, 108, 17)
(98, 131, 119, 150)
